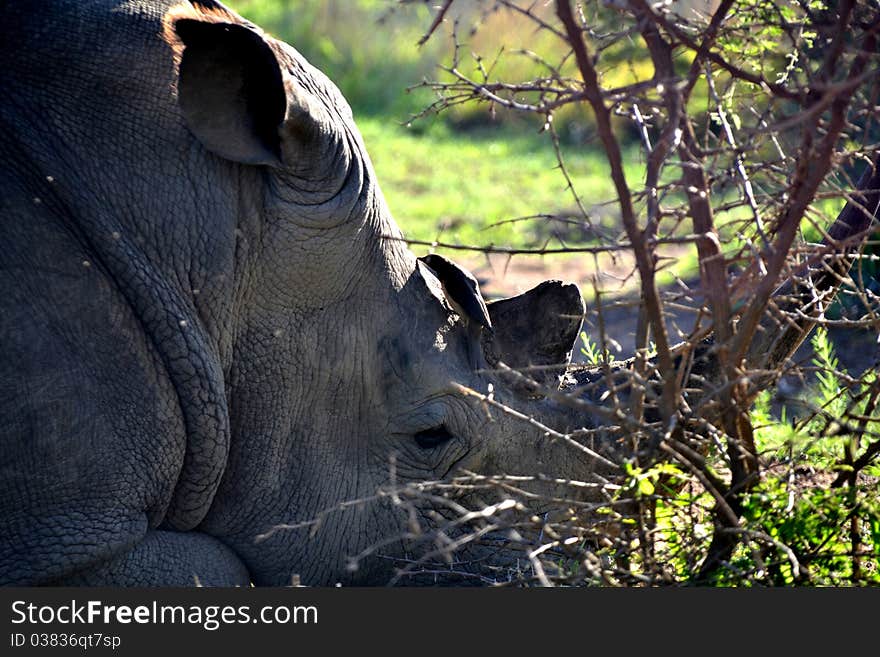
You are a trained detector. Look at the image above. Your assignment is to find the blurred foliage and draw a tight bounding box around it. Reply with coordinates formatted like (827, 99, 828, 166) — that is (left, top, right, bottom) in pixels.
(225, 0, 654, 137)
(228, 0, 441, 120)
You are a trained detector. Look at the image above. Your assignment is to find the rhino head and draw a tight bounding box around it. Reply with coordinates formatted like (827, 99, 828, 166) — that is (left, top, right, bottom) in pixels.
(0, 0, 615, 586)
(161, 3, 617, 585)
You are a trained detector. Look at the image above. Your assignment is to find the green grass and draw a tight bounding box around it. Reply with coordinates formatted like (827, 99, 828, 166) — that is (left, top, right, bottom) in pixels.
(737, 326, 880, 585)
(358, 117, 643, 250)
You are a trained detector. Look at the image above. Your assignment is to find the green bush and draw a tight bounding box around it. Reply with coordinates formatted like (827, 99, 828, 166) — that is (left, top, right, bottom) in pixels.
(722, 327, 879, 585)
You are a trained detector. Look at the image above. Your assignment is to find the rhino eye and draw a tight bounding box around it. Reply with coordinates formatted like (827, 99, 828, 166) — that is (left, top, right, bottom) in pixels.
(414, 425, 455, 450)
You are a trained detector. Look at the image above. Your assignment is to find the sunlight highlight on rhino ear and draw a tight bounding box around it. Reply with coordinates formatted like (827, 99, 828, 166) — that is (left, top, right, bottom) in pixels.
(161, 2, 239, 66)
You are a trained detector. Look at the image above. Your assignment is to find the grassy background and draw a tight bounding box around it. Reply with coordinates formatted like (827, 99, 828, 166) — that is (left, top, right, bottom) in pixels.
(358, 118, 642, 249)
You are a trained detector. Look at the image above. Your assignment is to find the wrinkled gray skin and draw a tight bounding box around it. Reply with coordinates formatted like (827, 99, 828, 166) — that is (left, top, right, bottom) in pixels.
(0, 0, 608, 586)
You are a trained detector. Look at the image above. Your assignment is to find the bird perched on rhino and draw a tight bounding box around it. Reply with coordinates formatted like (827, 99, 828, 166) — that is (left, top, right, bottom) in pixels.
(419, 253, 494, 370)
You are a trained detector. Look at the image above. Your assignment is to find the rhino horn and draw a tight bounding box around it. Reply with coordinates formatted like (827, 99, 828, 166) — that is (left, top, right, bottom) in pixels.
(486, 281, 585, 393)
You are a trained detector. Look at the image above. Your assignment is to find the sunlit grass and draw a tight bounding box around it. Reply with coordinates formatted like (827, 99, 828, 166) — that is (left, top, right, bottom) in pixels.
(358, 116, 643, 249)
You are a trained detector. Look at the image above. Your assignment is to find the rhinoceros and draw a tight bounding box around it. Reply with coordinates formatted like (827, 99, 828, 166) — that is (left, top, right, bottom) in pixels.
(0, 0, 603, 586)
(1, 0, 877, 587)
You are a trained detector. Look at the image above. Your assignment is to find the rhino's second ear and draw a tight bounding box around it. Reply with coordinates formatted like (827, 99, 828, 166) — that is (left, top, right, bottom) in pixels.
(168, 16, 287, 165)
(487, 281, 585, 390)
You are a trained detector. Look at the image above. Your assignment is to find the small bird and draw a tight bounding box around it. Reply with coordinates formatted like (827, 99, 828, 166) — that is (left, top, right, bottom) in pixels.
(419, 253, 493, 370)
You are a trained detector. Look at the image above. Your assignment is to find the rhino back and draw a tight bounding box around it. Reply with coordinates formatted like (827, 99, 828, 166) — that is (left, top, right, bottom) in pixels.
(0, 0, 249, 582)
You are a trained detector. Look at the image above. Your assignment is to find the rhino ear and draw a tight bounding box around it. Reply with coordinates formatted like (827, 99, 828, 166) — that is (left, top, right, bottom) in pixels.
(487, 281, 585, 390)
(166, 15, 286, 165)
